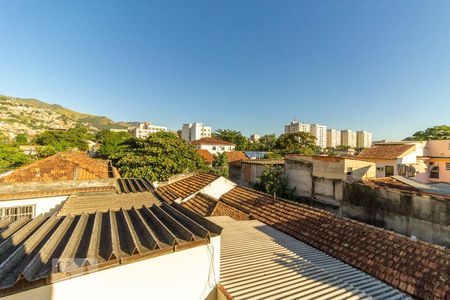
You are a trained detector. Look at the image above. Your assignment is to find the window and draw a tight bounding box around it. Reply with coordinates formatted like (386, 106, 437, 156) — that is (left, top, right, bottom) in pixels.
(220, 146, 225, 151)
(385, 166, 394, 177)
(430, 165, 439, 179)
(212, 146, 216, 150)
(0, 205, 35, 221)
(446, 162, 450, 170)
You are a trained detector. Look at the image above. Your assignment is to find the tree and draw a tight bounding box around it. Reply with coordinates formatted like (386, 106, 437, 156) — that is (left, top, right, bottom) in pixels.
(274, 132, 316, 154)
(258, 134, 277, 151)
(15, 134, 28, 145)
(211, 152, 229, 177)
(34, 126, 93, 156)
(405, 125, 450, 141)
(95, 130, 131, 158)
(0, 144, 32, 173)
(213, 129, 248, 151)
(113, 132, 206, 181)
(264, 152, 283, 159)
(253, 165, 294, 199)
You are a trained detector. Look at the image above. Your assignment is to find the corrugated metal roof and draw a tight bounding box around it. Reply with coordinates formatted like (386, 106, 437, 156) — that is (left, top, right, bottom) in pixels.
(117, 178, 154, 193)
(212, 216, 410, 300)
(0, 202, 221, 296)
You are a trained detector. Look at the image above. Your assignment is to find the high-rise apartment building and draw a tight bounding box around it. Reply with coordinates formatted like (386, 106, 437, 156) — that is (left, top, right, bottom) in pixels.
(129, 122, 167, 138)
(310, 124, 327, 148)
(181, 123, 212, 142)
(326, 129, 341, 148)
(341, 130, 357, 148)
(285, 120, 311, 134)
(356, 131, 373, 148)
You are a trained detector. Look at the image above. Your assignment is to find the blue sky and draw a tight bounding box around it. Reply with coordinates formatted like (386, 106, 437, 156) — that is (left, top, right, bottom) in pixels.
(1, 1, 449, 140)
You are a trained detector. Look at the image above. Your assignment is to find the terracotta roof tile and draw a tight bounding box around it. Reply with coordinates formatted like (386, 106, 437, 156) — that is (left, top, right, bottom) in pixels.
(181, 193, 217, 216)
(224, 151, 247, 163)
(211, 201, 250, 221)
(197, 149, 214, 164)
(58, 192, 161, 216)
(191, 137, 235, 146)
(0, 186, 117, 201)
(156, 173, 218, 203)
(220, 186, 450, 299)
(0, 151, 119, 183)
(357, 144, 415, 160)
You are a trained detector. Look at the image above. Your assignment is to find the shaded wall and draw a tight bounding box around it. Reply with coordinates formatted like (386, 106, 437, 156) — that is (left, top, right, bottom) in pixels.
(342, 182, 449, 247)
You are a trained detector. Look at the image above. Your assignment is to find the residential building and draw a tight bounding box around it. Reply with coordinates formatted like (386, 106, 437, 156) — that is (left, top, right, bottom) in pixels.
(284, 119, 311, 134)
(285, 155, 376, 207)
(356, 130, 373, 148)
(0, 202, 221, 300)
(128, 122, 167, 138)
(356, 143, 417, 177)
(309, 123, 327, 148)
(341, 129, 357, 148)
(326, 128, 341, 148)
(0, 166, 448, 299)
(0, 151, 121, 220)
(191, 137, 235, 154)
(248, 134, 260, 143)
(229, 159, 285, 187)
(153, 173, 449, 299)
(423, 140, 450, 183)
(181, 122, 212, 142)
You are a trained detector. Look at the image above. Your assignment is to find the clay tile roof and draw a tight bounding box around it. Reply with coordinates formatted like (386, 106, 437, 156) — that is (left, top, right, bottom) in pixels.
(0, 202, 221, 296)
(191, 137, 236, 146)
(219, 186, 450, 299)
(211, 201, 250, 221)
(241, 159, 285, 165)
(224, 151, 247, 163)
(181, 193, 217, 216)
(0, 151, 119, 183)
(357, 144, 415, 160)
(197, 149, 214, 164)
(57, 192, 161, 216)
(0, 186, 117, 201)
(155, 173, 219, 203)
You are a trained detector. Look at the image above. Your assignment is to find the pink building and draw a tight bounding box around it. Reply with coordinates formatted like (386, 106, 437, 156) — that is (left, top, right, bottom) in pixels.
(423, 140, 450, 183)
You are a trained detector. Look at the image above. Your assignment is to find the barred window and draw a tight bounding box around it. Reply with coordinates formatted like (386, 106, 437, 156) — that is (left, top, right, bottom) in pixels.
(0, 205, 35, 221)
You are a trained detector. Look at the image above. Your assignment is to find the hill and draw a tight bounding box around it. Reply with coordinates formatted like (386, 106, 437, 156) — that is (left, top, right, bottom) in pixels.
(0, 95, 130, 140)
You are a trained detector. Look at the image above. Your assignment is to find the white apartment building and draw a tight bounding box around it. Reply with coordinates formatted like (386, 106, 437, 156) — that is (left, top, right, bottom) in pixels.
(129, 122, 167, 138)
(285, 120, 311, 134)
(181, 123, 212, 142)
(310, 124, 327, 148)
(249, 134, 260, 143)
(326, 129, 341, 148)
(341, 129, 357, 148)
(356, 130, 373, 148)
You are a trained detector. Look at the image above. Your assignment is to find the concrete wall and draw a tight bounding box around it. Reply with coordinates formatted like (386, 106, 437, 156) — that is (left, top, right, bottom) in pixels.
(285, 160, 313, 198)
(197, 145, 235, 154)
(285, 158, 374, 204)
(342, 182, 449, 247)
(4, 236, 221, 300)
(240, 164, 267, 188)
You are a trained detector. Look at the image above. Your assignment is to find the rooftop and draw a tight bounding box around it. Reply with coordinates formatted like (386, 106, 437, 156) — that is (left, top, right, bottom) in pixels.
(158, 173, 450, 299)
(191, 137, 236, 146)
(213, 216, 410, 299)
(155, 173, 218, 203)
(0, 152, 119, 183)
(357, 144, 415, 160)
(196, 149, 215, 164)
(0, 202, 221, 296)
(224, 151, 247, 163)
(241, 159, 285, 165)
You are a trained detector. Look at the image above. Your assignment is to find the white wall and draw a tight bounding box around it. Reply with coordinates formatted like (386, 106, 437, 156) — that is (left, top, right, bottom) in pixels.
(0, 196, 68, 217)
(200, 177, 237, 199)
(5, 236, 221, 300)
(197, 144, 235, 154)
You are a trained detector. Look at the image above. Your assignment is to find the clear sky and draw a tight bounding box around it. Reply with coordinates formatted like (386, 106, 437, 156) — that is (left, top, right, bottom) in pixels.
(1, 1, 449, 140)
